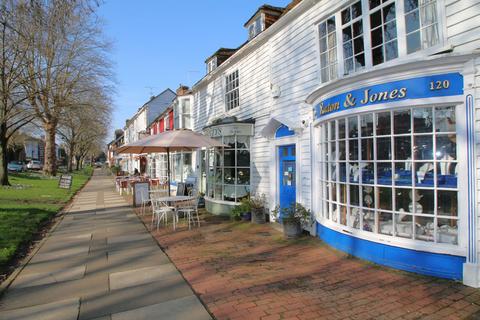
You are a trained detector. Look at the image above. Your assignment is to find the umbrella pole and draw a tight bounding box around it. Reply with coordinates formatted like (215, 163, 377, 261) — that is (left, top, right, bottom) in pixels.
(167, 148, 171, 196)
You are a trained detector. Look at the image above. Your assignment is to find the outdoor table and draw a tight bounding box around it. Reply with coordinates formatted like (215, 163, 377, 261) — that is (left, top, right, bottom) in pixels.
(155, 196, 196, 230)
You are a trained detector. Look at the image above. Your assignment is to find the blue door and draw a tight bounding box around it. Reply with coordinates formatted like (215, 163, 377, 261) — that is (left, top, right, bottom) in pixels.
(278, 145, 296, 221)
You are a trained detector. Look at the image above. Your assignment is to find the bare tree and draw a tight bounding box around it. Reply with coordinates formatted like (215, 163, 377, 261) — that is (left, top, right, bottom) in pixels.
(57, 86, 111, 172)
(0, 0, 36, 185)
(22, 0, 112, 176)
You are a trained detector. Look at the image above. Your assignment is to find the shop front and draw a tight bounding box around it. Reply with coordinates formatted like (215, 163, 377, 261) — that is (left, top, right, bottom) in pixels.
(307, 55, 478, 283)
(202, 119, 254, 215)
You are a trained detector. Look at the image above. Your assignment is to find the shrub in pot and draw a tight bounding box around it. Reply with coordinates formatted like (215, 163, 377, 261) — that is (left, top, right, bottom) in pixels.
(272, 203, 312, 238)
(230, 198, 251, 221)
(249, 194, 266, 224)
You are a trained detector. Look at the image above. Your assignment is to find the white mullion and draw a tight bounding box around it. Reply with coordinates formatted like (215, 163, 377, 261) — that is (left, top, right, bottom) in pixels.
(362, 0, 373, 69)
(397, 0, 407, 57)
(335, 11, 345, 78)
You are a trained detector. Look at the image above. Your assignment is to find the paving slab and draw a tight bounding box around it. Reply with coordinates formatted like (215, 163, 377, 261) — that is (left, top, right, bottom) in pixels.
(78, 276, 194, 320)
(0, 298, 79, 320)
(111, 295, 212, 320)
(109, 265, 180, 290)
(11, 265, 86, 289)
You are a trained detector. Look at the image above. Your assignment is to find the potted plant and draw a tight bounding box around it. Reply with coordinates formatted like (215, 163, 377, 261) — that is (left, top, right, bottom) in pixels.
(230, 198, 251, 221)
(272, 203, 312, 238)
(249, 194, 266, 224)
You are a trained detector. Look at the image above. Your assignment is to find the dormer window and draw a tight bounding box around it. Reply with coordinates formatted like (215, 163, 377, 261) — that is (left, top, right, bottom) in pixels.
(248, 15, 263, 40)
(206, 57, 217, 74)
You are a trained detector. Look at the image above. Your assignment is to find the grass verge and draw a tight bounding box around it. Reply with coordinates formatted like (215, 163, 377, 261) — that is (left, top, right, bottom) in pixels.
(0, 167, 92, 274)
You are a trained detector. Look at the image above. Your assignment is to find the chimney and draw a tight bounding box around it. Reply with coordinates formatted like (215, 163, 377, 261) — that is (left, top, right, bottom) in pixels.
(176, 84, 190, 96)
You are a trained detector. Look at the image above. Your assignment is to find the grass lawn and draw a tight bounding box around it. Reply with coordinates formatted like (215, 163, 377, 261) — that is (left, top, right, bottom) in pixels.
(0, 167, 93, 272)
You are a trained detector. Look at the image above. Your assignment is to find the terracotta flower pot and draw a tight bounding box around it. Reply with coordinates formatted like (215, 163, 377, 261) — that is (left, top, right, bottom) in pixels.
(251, 207, 265, 224)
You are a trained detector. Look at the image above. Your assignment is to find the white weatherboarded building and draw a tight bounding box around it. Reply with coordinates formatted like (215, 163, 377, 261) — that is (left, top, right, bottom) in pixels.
(191, 0, 480, 286)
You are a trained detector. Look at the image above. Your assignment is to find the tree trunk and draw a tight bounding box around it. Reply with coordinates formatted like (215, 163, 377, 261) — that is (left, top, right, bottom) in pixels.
(67, 142, 74, 172)
(0, 124, 9, 186)
(75, 155, 80, 171)
(43, 122, 57, 176)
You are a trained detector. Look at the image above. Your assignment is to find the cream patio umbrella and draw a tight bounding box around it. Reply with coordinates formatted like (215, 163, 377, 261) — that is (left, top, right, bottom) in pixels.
(117, 129, 225, 195)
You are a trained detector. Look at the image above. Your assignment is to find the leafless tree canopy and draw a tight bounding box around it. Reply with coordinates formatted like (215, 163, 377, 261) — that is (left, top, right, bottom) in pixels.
(0, 0, 113, 183)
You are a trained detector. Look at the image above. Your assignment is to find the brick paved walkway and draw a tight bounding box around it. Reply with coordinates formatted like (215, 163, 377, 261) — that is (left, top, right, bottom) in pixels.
(138, 213, 480, 320)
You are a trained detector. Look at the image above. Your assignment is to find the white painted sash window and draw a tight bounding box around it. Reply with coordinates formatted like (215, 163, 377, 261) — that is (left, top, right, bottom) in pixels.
(342, 1, 365, 74)
(318, 16, 338, 83)
(317, 0, 442, 82)
(404, 0, 439, 54)
(225, 70, 239, 111)
(318, 106, 458, 245)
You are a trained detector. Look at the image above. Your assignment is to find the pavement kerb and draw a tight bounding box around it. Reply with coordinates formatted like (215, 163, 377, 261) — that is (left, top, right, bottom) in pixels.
(0, 171, 94, 299)
(120, 180, 217, 320)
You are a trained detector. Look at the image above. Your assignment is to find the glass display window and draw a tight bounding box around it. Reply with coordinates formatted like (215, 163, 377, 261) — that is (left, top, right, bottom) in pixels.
(206, 134, 250, 202)
(318, 105, 458, 245)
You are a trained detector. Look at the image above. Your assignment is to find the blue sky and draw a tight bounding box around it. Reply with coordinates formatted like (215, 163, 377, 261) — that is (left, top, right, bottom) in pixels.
(99, 0, 289, 134)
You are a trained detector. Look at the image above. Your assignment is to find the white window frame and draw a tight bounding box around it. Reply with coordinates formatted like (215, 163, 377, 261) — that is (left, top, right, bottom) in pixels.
(224, 70, 240, 112)
(207, 57, 217, 74)
(313, 99, 466, 256)
(248, 13, 264, 40)
(315, 0, 446, 85)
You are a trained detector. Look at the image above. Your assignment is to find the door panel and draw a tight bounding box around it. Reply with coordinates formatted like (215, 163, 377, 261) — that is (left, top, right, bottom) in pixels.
(278, 145, 296, 221)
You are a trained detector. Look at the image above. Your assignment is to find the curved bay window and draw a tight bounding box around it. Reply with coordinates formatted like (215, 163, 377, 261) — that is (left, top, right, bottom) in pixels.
(207, 135, 250, 202)
(318, 106, 458, 245)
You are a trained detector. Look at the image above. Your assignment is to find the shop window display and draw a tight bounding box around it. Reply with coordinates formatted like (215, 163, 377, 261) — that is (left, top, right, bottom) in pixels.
(319, 106, 458, 245)
(207, 135, 250, 202)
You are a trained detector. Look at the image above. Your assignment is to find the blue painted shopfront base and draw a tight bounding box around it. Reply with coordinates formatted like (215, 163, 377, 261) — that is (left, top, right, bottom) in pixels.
(316, 223, 465, 280)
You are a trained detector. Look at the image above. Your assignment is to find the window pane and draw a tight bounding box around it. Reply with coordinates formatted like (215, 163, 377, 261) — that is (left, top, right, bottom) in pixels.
(395, 188, 411, 212)
(224, 168, 235, 184)
(319, 22, 326, 37)
(385, 41, 398, 61)
(344, 41, 353, 58)
(354, 37, 364, 53)
(361, 138, 374, 160)
(362, 163, 374, 184)
(404, 0, 419, 13)
(353, 20, 363, 37)
(370, 10, 382, 28)
(371, 27, 383, 47)
(415, 216, 434, 242)
(377, 112, 391, 135)
(224, 150, 235, 166)
(413, 108, 433, 133)
(416, 189, 434, 214)
(349, 140, 359, 160)
(437, 218, 457, 244)
(377, 162, 392, 185)
(394, 110, 411, 134)
(437, 190, 457, 216)
(414, 135, 433, 160)
(363, 186, 375, 208)
(384, 21, 397, 42)
(236, 136, 250, 149)
(405, 11, 420, 33)
(343, 26, 352, 43)
(351, 207, 361, 229)
(237, 168, 250, 185)
(348, 116, 358, 138)
(360, 114, 373, 136)
(435, 106, 456, 132)
(342, 7, 351, 24)
(395, 214, 413, 238)
(372, 45, 384, 65)
(395, 163, 412, 186)
(350, 184, 360, 205)
(377, 137, 392, 160)
(237, 150, 250, 166)
(362, 209, 375, 232)
(349, 162, 360, 182)
(383, 3, 396, 22)
(407, 31, 421, 54)
(378, 187, 392, 210)
(352, 2, 362, 18)
(436, 135, 456, 160)
(395, 136, 411, 160)
(338, 119, 346, 139)
(437, 162, 457, 188)
(415, 162, 434, 187)
(379, 211, 393, 235)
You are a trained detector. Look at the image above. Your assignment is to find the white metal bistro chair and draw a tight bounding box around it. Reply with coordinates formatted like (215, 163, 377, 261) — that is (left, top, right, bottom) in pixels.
(175, 196, 200, 230)
(150, 190, 173, 231)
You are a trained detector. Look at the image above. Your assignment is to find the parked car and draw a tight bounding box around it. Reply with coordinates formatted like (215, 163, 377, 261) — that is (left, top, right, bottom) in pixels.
(94, 161, 104, 168)
(27, 160, 42, 170)
(7, 161, 25, 172)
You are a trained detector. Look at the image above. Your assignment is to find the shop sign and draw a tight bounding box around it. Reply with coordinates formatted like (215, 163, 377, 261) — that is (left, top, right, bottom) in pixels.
(315, 73, 463, 119)
(204, 123, 254, 137)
